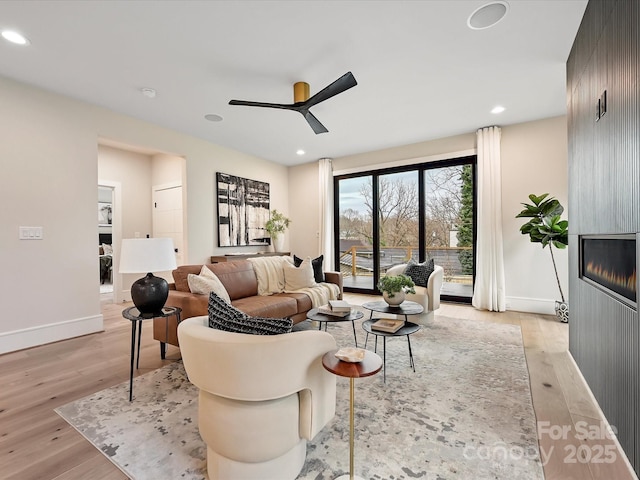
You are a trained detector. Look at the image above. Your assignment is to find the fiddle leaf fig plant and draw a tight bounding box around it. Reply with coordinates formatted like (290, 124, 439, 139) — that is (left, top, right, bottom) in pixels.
(377, 274, 416, 298)
(516, 193, 569, 302)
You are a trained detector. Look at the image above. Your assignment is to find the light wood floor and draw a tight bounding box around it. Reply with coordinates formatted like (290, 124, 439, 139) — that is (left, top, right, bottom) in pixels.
(0, 295, 636, 480)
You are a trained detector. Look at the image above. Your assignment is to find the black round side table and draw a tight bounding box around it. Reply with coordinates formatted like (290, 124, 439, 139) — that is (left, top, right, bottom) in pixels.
(122, 306, 181, 401)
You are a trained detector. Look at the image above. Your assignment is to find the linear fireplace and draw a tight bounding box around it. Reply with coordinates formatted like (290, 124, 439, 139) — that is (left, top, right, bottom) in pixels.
(580, 234, 637, 308)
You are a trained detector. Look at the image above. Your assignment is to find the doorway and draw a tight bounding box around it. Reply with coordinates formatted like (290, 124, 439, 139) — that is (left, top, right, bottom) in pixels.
(98, 185, 114, 301)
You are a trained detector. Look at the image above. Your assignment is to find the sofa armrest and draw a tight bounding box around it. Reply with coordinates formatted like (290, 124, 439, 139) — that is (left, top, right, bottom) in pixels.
(425, 265, 443, 311)
(385, 263, 407, 276)
(323, 271, 343, 299)
(166, 290, 209, 320)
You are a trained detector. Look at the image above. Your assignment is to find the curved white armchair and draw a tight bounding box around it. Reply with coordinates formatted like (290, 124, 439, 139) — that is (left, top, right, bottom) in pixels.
(385, 263, 444, 324)
(177, 316, 337, 480)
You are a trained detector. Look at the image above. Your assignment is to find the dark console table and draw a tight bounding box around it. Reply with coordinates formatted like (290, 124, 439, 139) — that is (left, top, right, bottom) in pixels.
(210, 252, 290, 263)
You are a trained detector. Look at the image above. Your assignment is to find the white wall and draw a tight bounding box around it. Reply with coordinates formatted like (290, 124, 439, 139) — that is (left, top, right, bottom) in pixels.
(289, 116, 568, 314)
(501, 116, 568, 313)
(0, 75, 288, 354)
(99, 145, 153, 239)
(289, 161, 320, 258)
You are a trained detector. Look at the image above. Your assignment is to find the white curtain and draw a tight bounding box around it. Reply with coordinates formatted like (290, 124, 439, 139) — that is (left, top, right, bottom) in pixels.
(472, 126, 506, 312)
(318, 158, 334, 268)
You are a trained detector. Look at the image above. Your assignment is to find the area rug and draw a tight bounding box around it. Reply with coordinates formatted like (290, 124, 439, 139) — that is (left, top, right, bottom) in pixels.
(55, 314, 544, 480)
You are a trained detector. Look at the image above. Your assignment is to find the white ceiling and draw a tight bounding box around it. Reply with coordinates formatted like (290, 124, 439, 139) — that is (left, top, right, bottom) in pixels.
(0, 0, 587, 166)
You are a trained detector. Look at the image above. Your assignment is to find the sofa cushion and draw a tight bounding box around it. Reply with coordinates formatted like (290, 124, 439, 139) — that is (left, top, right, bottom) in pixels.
(275, 292, 313, 313)
(208, 292, 292, 335)
(284, 257, 316, 290)
(232, 295, 298, 319)
(294, 254, 325, 283)
(187, 265, 231, 303)
(404, 258, 435, 288)
(209, 261, 259, 300)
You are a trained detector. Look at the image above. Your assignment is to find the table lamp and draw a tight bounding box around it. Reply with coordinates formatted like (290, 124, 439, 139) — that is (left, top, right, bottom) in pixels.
(119, 237, 177, 314)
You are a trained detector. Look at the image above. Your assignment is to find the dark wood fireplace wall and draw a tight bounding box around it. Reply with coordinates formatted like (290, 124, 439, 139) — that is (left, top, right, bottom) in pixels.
(567, 0, 640, 475)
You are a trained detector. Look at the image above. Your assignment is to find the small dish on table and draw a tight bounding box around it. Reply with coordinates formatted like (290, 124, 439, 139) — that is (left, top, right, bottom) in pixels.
(334, 347, 365, 363)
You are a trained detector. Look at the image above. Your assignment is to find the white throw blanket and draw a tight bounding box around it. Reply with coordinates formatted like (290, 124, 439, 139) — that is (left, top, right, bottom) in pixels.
(247, 256, 292, 296)
(248, 256, 340, 308)
(286, 282, 341, 308)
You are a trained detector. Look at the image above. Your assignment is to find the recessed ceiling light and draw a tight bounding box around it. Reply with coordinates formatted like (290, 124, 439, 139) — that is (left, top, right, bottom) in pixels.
(141, 87, 156, 98)
(468, 1, 509, 30)
(491, 105, 506, 114)
(204, 114, 223, 122)
(1, 30, 30, 45)
(296, 149, 305, 156)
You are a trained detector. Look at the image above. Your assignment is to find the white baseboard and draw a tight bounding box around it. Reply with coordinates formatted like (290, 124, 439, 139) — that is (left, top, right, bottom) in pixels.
(505, 296, 557, 315)
(0, 314, 104, 355)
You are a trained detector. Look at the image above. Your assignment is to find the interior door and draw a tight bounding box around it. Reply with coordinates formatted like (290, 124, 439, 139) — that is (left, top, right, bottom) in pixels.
(153, 185, 183, 272)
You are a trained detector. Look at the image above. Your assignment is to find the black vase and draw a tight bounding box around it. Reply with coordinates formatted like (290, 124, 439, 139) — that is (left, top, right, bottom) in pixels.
(131, 273, 169, 314)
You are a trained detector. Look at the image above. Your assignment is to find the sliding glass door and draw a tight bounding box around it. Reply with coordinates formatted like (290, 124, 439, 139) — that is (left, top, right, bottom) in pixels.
(337, 175, 374, 289)
(335, 157, 476, 302)
(424, 164, 474, 299)
(376, 170, 419, 281)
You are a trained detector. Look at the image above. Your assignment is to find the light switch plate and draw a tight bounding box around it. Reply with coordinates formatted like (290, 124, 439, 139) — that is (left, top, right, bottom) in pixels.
(19, 226, 43, 240)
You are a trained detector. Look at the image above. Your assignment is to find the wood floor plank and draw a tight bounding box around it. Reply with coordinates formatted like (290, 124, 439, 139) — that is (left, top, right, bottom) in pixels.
(51, 453, 129, 480)
(525, 349, 595, 480)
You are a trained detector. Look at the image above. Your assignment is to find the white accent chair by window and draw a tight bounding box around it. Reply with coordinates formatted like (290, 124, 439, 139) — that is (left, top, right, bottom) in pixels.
(177, 316, 337, 480)
(384, 263, 444, 324)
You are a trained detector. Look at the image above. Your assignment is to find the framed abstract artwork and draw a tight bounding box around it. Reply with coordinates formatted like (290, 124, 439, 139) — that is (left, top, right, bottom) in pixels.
(216, 172, 270, 247)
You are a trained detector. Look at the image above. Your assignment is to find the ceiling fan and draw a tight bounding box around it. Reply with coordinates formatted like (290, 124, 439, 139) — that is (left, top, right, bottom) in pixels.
(228, 71, 357, 134)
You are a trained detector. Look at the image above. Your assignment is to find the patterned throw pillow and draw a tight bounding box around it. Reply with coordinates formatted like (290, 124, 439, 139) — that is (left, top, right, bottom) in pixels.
(208, 292, 292, 335)
(404, 258, 435, 288)
(294, 254, 325, 283)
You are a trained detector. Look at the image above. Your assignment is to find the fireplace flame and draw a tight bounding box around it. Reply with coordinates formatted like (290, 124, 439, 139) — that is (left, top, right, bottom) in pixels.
(585, 261, 636, 292)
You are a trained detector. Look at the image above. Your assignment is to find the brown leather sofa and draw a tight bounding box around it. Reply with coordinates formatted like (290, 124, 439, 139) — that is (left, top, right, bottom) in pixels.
(153, 260, 343, 354)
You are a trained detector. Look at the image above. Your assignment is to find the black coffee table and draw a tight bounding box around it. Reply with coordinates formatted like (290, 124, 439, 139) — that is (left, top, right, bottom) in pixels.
(361, 300, 424, 382)
(307, 307, 363, 347)
(361, 300, 424, 322)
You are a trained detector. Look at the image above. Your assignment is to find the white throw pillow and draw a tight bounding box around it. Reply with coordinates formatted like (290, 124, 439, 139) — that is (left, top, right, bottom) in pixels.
(283, 257, 317, 290)
(187, 266, 231, 303)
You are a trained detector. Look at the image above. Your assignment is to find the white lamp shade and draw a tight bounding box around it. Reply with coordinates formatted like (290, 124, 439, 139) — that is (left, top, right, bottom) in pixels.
(119, 238, 177, 274)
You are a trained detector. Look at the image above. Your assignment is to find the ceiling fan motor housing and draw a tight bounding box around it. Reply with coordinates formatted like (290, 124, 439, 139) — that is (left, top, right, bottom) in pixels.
(294, 82, 310, 102)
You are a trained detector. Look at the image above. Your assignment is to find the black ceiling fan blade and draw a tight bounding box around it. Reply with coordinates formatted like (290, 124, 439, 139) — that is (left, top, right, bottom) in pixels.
(302, 110, 328, 134)
(229, 99, 295, 111)
(304, 71, 357, 108)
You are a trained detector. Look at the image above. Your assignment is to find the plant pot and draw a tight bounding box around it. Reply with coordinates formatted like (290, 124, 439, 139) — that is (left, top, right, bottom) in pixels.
(555, 300, 569, 323)
(383, 290, 405, 306)
(271, 235, 285, 252)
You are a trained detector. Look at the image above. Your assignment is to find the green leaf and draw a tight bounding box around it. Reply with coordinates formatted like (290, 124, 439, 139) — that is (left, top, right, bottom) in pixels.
(529, 193, 549, 205)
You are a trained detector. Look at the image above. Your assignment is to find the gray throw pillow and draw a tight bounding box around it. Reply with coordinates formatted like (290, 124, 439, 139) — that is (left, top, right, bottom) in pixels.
(404, 258, 435, 288)
(208, 292, 292, 335)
